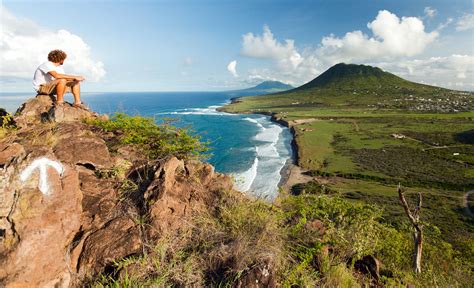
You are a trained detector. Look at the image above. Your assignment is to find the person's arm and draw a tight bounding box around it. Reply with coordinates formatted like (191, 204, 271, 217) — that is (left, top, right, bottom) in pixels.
(48, 70, 85, 81)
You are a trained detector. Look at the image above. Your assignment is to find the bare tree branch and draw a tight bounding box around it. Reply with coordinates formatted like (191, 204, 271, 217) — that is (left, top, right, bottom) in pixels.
(398, 183, 423, 274)
(397, 184, 417, 226)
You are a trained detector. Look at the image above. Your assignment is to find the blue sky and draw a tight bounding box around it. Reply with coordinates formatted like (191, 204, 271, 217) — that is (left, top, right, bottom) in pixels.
(1, 0, 473, 92)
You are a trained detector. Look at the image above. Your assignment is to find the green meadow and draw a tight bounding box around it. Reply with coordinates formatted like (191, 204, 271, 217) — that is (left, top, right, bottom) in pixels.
(222, 64, 474, 264)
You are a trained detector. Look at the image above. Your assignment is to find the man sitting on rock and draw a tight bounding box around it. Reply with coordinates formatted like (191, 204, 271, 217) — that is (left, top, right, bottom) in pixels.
(32, 50, 86, 109)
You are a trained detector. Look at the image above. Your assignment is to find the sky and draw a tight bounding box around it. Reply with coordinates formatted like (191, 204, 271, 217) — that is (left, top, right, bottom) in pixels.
(0, 0, 473, 92)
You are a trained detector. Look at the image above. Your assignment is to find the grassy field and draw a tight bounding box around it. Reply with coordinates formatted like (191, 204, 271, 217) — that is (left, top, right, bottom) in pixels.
(221, 64, 474, 265)
(224, 102, 474, 259)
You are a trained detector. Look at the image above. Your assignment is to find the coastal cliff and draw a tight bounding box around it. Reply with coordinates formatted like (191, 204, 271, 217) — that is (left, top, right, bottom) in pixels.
(0, 96, 267, 286)
(1, 95, 471, 287)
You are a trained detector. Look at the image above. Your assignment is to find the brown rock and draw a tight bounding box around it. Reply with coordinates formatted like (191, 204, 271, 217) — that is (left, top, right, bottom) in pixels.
(77, 216, 142, 274)
(54, 135, 113, 169)
(1, 97, 237, 286)
(1, 157, 82, 287)
(13, 95, 55, 128)
(55, 122, 92, 139)
(48, 103, 98, 123)
(145, 157, 232, 238)
(185, 160, 215, 186)
(77, 168, 117, 229)
(117, 144, 142, 162)
(0, 143, 25, 168)
(0, 143, 26, 241)
(14, 95, 98, 128)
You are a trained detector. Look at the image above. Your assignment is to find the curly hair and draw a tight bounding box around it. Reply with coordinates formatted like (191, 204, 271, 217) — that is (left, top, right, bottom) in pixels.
(47, 50, 67, 63)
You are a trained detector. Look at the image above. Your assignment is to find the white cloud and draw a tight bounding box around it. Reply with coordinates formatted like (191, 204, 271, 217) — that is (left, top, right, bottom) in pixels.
(0, 5, 105, 82)
(238, 10, 472, 88)
(436, 17, 453, 31)
(242, 25, 304, 71)
(374, 54, 474, 89)
(318, 10, 438, 65)
(183, 57, 193, 66)
(240, 25, 320, 85)
(227, 60, 238, 77)
(456, 14, 474, 31)
(424, 7, 437, 19)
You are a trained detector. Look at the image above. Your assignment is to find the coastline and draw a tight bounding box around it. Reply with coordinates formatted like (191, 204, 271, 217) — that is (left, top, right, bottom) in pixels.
(217, 100, 311, 194)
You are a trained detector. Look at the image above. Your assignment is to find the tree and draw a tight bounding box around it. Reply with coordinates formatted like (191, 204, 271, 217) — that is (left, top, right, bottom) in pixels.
(398, 184, 423, 274)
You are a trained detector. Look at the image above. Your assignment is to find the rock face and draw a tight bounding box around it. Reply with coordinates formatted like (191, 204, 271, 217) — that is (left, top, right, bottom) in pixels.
(14, 95, 99, 128)
(0, 97, 233, 287)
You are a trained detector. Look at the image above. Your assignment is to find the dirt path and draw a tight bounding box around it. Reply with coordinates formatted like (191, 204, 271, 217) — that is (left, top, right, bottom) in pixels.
(463, 190, 474, 218)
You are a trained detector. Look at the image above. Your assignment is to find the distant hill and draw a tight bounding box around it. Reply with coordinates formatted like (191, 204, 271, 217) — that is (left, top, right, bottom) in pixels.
(250, 80, 294, 91)
(229, 81, 293, 96)
(295, 63, 410, 91)
(225, 63, 473, 112)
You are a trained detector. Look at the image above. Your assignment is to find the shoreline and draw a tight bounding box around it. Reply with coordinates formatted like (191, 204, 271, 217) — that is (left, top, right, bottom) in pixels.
(217, 102, 311, 193)
(271, 114, 317, 192)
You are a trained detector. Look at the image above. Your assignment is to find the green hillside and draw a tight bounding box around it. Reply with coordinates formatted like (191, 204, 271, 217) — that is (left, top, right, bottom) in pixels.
(222, 63, 474, 269)
(224, 63, 472, 113)
(296, 63, 408, 90)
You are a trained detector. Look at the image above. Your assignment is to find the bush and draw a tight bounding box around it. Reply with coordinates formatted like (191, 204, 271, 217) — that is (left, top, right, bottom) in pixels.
(90, 173, 472, 286)
(191, 189, 284, 285)
(0, 108, 16, 138)
(86, 113, 208, 160)
(92, 235, 203, 287)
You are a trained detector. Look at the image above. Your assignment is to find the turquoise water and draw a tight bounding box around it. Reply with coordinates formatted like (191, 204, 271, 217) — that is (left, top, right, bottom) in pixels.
(0, 91, 293, 200)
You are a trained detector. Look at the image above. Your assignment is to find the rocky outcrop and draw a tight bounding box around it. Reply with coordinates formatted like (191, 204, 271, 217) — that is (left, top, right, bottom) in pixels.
(14, 95, 100, 128)
(0, 97, 234, 287)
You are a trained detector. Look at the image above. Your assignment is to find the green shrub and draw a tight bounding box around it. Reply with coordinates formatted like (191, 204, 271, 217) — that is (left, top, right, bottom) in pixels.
(191, 189, 284, 286)
(86, 113, 208, 160)
(92, 235, 203, 287)
(291, 180, 337, 195)
(90, 183, 472, 286)
(0, 108, 16, 138)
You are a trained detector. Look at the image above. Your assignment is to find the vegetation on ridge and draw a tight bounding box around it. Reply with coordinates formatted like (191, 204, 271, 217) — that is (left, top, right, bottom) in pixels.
(85, 113, 472, 287)
(221, 63, 474, 284)
(0, 108, 15, 138)
(224, 63, 473, 113)
(92, 185, 472, 287)
(86, 113, 209, 160)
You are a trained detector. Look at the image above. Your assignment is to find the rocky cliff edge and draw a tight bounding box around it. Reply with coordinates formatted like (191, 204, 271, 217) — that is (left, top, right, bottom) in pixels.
(0, 96, 235, 287)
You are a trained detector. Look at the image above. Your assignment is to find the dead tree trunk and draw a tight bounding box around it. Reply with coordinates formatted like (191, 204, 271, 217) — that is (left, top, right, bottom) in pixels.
(398, 184, 423, 274)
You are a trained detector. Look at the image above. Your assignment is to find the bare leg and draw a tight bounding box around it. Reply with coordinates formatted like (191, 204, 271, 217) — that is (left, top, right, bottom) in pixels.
(72, 81, 81, 104)
(56, 79, 67, 103)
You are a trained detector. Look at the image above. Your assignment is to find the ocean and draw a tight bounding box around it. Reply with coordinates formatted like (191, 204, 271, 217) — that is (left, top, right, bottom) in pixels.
(1, 91, 293, 200)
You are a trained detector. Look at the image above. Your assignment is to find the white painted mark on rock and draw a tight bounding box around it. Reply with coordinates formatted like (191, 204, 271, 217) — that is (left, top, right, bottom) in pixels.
(20, 157, 64, 195)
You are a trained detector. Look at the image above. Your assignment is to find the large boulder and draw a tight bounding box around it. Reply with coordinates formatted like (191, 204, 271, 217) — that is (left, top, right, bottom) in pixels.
(14, 95, 98, 128)
(144, 157, 232, 238)
(13, 95, 54, 128)
(49, 102, 99, 123)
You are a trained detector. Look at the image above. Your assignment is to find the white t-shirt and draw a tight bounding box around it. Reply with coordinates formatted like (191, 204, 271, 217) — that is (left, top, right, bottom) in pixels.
(32, 61, 65, 91)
